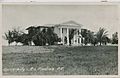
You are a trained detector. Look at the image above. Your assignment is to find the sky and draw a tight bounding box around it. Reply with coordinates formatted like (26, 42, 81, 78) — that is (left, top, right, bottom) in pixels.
(2, 5, 119, 45)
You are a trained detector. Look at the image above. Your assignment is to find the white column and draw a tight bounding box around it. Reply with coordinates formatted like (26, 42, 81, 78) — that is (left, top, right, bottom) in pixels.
(79, 37, 81, 45)
(79, 28, 81, 35)
(60, 27, 63, 44)
(79, 29, 81, 45)
(62, 28, 65, 45)
(73, 33, 76, 44)
(67, 28, 69, 45)
(76, 29, 79, 45)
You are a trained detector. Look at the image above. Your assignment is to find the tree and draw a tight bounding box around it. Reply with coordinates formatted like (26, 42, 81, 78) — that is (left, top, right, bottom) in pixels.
(12, 28, 23, 45)
(3, 28, 23, 45)
(32, 30, 45, 46)
(102, 36, 110, 45)
(69, 29, 78, 45)
(91, 36, 98, 46)
(19, 33, 31, 45)
(112, 32, 118, 44)
(29, 27, 60, 46)
(81, 29, 91, 45)
(46, 27, 60, 45)
(96, 27, 108, 46)
(81, 29, 98, 46)
(87, 32, 98, 46)
(3, 30, 14, 45)
(26, 26, 37, 45)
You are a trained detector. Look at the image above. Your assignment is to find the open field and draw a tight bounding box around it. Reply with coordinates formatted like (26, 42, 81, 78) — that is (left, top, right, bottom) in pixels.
(2, 46, 118, 75)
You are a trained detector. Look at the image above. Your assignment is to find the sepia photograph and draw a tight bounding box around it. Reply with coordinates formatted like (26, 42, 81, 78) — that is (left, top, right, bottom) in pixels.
(2, 4, 119, 75)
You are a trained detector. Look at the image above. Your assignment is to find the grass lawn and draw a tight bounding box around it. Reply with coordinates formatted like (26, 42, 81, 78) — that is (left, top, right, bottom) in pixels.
(2, 46, 118, 75)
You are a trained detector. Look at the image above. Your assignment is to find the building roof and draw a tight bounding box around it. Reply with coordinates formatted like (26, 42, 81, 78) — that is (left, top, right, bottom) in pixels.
(44, 20, 83, 27)
(26, 20, 83, 30)
(60, 20, 83, 26)
(44, 24, 56, 27)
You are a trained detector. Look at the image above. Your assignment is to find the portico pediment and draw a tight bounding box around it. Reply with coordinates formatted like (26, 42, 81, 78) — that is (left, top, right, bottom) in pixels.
(54, 20, 83, 29)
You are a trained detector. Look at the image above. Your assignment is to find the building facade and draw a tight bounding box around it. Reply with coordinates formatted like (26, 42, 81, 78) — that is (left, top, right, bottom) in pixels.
(53, 20, 83, 45)
(26, 20, 83, 46)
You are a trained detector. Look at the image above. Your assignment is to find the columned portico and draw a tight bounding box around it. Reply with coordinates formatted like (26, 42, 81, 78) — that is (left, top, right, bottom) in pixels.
(60, 27, 70, 45)
(72, 29, 80, 45)
(59, 27, 82, 46)
(55, 20, 83, 46)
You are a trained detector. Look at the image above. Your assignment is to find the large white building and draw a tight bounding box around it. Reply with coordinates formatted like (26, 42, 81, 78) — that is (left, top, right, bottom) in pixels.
(51, 20, 83, 45)
(26, 20, 83, 46)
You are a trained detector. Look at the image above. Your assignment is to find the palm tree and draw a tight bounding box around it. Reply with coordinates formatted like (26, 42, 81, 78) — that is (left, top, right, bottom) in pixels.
(81, 29, 89, 45)
(3, 28, 23, 45)
(81, 29, 98, 46)
(69, 29, 78, 45)
(32, 30, 43, 46)
(87, 31, 97, 46)
(46, 27, 60, 45)
(112, 32, 118, 44)
(96, 27, 108, 46)
(92, 36, 98, 46)
(31, 27, 60, 46)
(26, 26, 37, 45)
(19, 33, 30, 45)
(3, 30, 14, 45)
(12, 28, 23, 45)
